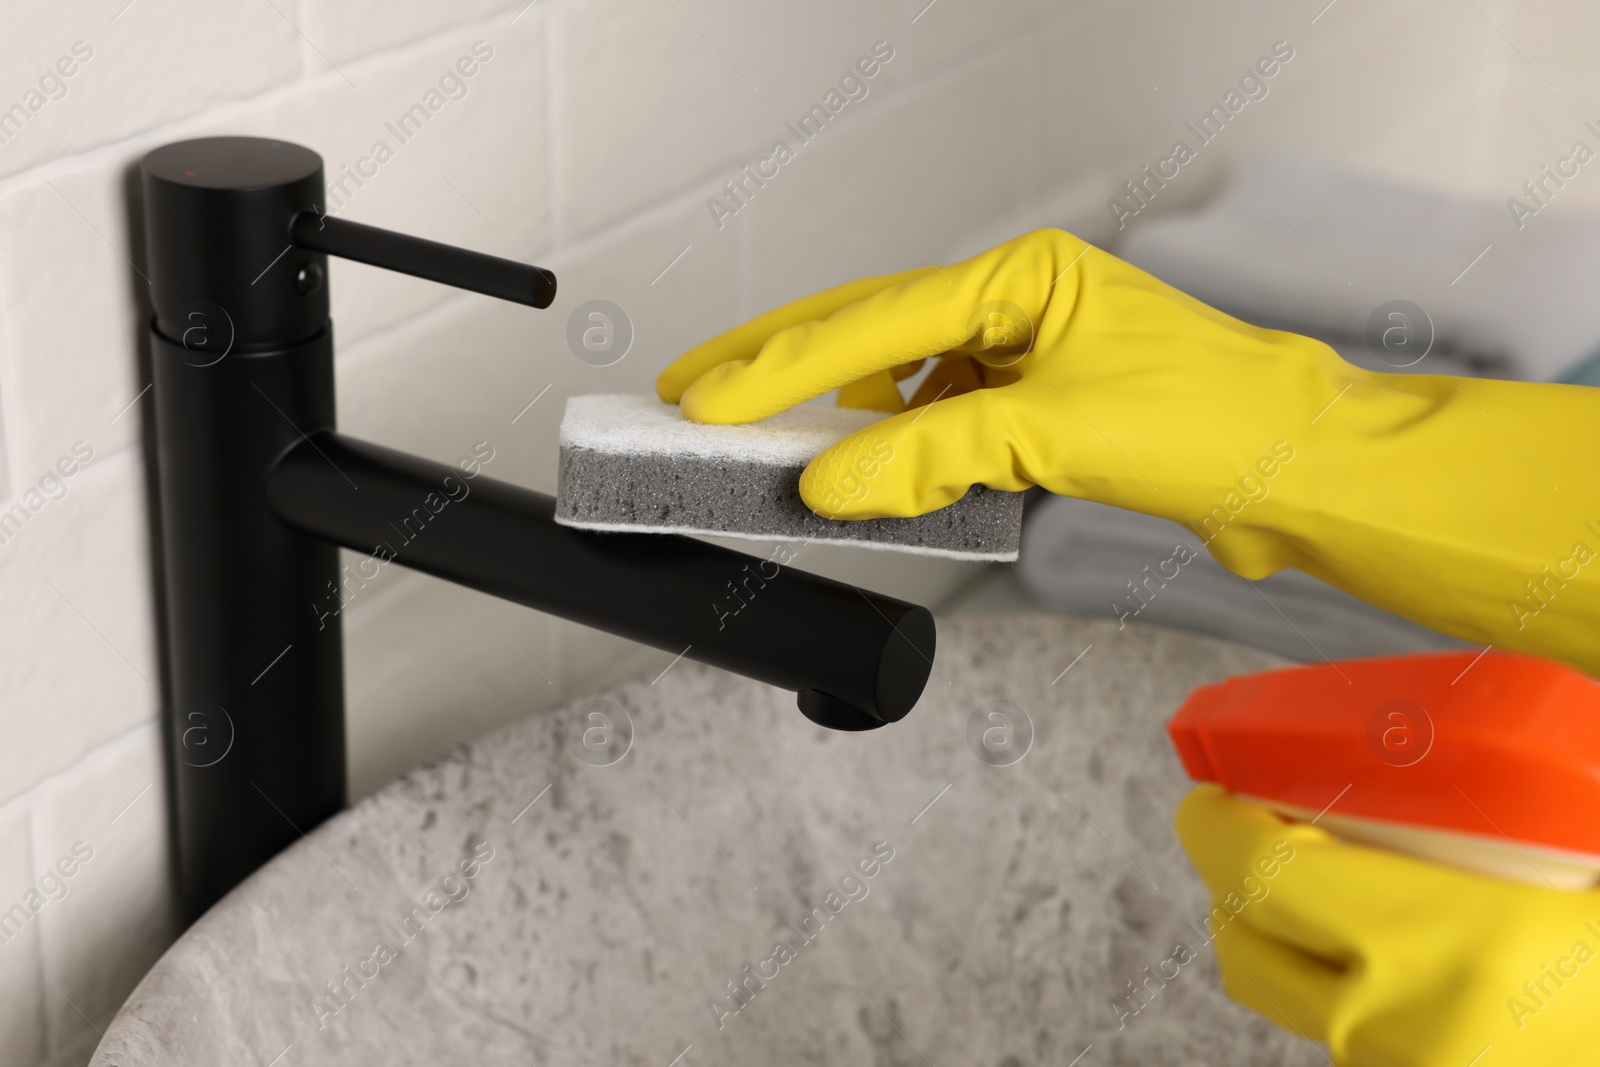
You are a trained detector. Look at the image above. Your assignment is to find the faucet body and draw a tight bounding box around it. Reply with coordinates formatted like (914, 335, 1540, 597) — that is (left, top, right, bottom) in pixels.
(142, 137, 934, 923)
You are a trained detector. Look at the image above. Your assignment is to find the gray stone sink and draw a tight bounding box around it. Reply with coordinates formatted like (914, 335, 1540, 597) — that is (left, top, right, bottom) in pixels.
(91, 615, 1325, 1066)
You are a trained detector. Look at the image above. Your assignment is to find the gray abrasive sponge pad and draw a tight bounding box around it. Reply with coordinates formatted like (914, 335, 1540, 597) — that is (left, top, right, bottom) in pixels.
(555, 394, 1022, 561)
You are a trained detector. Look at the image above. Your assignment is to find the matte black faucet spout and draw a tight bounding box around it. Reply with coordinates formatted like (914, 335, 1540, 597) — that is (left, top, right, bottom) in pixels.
(264, 431, 933, 730)
(141, 136, 935, 924)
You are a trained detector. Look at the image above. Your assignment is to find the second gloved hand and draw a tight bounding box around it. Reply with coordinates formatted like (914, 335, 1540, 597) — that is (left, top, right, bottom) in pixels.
(1176, 784, 1600, 1066)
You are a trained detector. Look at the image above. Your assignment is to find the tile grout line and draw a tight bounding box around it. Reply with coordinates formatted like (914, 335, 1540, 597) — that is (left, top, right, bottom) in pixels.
(0, 716, 161, 819)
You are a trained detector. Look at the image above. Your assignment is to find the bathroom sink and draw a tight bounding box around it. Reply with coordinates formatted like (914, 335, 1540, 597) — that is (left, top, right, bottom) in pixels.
(91, 615, 1325, 1066)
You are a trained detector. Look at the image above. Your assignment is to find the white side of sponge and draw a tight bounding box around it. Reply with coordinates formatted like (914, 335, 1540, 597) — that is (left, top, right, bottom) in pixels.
(559, 394, 881, 464)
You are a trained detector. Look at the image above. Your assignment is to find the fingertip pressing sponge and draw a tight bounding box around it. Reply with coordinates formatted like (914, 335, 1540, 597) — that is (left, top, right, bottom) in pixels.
(554, 394, 1022, 561)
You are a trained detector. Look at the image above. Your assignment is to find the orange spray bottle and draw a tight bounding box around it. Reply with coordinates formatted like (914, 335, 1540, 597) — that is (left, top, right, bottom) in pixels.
(1167, 650, 1600, 888)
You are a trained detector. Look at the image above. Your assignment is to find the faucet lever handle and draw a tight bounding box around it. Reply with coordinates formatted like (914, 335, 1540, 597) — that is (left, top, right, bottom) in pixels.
(291, 210, 556, 308)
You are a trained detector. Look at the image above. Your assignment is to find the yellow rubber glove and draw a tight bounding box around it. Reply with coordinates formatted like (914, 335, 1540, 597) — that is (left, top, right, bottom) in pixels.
(657, 229, 1600, 677)
(1176, 784, 1600, 1066)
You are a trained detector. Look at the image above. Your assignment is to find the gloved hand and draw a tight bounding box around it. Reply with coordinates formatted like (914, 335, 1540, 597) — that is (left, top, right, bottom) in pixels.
(657, 229, 1600, 676)
(658, 231, 1333, 537)
(1176, 783, 1600, 1065)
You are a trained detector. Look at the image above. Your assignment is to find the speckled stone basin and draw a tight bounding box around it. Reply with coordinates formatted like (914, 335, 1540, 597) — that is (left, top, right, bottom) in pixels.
(91, 615, 1325, 1066)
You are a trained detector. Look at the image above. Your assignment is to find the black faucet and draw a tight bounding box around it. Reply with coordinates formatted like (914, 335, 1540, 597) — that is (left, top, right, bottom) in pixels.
(142, 136, 936, 924)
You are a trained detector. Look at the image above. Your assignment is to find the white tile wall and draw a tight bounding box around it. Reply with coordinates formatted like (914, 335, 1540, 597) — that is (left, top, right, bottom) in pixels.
(0, 161, 148, 480)
(0, 3, 299, 181)
(0, 1, 1590, 1065)
(0, 451, 158, 806)
(739, 41, 1043, 314)
(895, 0, 1063, 74)
(344, 570, 571, 801)
(546, 0, 911, 243)
(300, 0, 524, 67)
(32, 724, 170, 1054)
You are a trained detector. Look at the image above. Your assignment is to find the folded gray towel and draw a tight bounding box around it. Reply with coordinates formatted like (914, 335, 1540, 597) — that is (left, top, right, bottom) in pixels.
(1017, 494, 1467, 662)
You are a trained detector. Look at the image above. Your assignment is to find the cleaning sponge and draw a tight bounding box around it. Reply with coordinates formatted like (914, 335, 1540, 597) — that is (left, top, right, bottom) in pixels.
(555, 394, 1022, 561)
